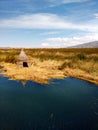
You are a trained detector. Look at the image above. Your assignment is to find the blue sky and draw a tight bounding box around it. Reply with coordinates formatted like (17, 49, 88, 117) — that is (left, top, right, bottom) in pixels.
(0, 0, 98, 47)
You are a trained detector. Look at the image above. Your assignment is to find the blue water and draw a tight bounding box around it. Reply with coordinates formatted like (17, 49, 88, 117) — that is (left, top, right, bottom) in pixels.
(0, 76, 98, 130)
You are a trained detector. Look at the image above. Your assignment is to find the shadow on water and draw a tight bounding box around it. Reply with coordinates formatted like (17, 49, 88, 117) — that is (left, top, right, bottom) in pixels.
(0, 76, 98, 130)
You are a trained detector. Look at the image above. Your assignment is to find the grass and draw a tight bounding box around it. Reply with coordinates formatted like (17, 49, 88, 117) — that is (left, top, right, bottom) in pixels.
(0, 48, 98, 84)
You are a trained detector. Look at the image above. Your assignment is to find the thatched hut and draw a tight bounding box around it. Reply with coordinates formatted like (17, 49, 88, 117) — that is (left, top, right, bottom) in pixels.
(17, 49, 30, 67)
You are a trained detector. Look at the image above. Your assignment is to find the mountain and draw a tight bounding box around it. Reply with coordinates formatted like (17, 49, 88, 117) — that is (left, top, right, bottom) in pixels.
(72, 41, 98, 48)
(0, 47, 11, 49)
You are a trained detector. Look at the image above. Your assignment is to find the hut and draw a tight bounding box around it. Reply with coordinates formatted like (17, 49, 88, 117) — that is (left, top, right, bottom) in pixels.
(17, 49, 30, 67)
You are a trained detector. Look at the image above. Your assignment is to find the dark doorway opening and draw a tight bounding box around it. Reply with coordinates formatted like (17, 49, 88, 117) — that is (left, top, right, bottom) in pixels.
(23, 62, 28, 67)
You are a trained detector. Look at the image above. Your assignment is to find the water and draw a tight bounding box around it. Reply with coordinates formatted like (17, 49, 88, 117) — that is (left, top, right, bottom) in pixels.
(0, 76, 98, 130)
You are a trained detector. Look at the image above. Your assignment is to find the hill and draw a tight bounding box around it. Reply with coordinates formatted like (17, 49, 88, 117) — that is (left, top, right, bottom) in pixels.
(72, 41, 98, 48)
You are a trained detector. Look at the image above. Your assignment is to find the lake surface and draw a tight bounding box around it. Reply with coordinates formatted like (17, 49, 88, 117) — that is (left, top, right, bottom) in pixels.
(0, 76, 98, 130)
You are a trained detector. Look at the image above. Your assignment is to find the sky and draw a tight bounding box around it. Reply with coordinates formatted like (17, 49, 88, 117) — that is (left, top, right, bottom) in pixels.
(0, 0, 98, 48)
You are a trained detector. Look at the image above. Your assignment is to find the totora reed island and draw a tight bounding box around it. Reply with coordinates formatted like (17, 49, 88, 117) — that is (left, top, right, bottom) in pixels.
(1, 0, 98, 129)
(0, 48, 98, 85)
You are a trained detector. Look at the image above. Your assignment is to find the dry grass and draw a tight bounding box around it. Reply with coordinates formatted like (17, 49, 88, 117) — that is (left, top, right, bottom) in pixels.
(0, 48, 98, 85)
(63, 68, 98, 85)
(1, 60, 64, 84)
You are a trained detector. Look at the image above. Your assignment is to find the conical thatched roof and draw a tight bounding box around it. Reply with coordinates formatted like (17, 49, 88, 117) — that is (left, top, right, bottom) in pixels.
(17, 49, 29, 61)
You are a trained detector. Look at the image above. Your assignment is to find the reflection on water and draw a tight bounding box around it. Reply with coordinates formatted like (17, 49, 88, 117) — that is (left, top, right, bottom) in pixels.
(90, 98, 98, 116)
(0, 76, 98, 130)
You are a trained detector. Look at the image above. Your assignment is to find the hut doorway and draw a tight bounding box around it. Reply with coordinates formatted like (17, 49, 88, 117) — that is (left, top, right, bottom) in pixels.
(23, 62, 28, 67)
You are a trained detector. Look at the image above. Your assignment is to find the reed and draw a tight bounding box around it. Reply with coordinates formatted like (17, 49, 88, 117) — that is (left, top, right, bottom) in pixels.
(0, 48, 98, 84)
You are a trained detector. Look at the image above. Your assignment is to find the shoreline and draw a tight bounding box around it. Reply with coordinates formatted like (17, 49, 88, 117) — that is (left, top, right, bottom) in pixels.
(63, 68, 98, 85)
(0, 62, 98, 85)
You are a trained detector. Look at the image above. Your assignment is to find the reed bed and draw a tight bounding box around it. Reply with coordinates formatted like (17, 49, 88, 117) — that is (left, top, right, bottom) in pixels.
(0, 48, 98, 84)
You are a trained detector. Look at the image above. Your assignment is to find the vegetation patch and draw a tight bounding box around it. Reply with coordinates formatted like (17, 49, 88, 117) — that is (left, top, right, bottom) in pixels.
(0, 48, 98, 85)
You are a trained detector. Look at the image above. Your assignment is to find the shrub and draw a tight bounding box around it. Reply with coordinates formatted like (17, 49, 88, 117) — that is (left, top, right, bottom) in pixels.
(58, 60, 74, 70)
(77, 53, 86, 60)
(5, 55, 17, 63)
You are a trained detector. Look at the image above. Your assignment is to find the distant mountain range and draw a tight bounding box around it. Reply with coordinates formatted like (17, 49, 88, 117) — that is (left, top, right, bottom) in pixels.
(0, 47, 11, 49)
(0, 41, 98, 49)
(72, 41, 98, 48)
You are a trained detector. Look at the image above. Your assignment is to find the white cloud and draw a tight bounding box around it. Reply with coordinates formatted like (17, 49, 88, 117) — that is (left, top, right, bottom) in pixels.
(40, 31, 59, 35)
(61, 0, 88, 4)
(48, 0, 89, 7)
(41, 34, 98, 47)
(0, 13, 98, 32)
(94, 13, 98, 18)
(48, 0, 88, 7)
(0, 13, 79, 29)
(41, 43, 51, 47)
(0, 13, 65, 29)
